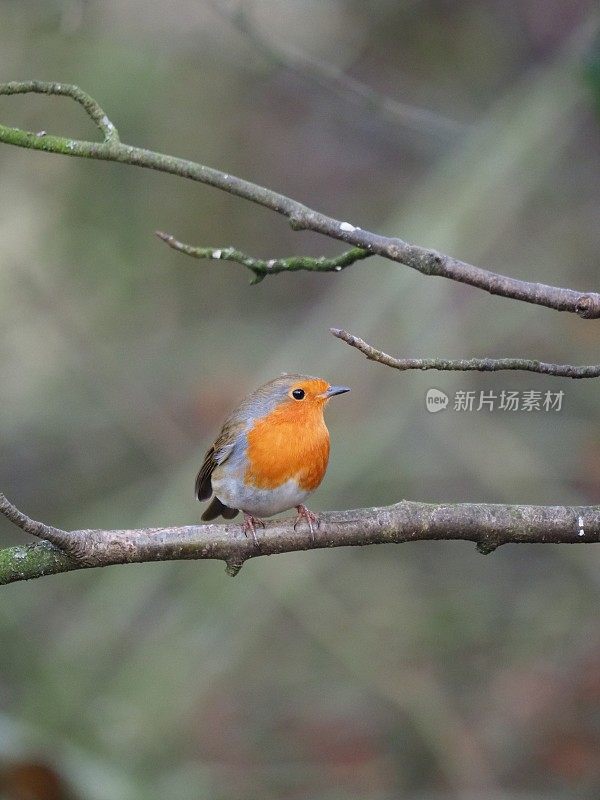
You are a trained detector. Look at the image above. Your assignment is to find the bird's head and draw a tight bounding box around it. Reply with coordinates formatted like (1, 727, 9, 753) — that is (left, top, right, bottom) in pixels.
(249, 374, 350, 422)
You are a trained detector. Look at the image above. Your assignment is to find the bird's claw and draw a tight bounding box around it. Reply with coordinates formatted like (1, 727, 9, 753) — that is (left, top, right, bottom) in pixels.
(242, 513, 266, 548)
(294, 504, 320, 543)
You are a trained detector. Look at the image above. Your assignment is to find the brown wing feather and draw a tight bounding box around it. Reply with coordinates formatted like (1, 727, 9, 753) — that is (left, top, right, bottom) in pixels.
(195, 416, 247, 501)
(195, 446, 217, 501)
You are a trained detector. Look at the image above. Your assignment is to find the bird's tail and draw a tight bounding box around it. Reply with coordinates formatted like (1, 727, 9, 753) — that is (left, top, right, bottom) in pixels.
(202, 496, 239, 522)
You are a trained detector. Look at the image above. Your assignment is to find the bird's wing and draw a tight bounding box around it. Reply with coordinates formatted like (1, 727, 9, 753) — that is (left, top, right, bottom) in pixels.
(195, 446, 219, 501)
(195, 417, 246, 501)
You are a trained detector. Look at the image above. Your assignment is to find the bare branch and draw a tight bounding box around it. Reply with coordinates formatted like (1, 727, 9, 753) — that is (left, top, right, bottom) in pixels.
(1, 81, 599, 317)
(331, 328, 600, 379)
(0, 493, 598, 586)
(208, 0, 467, 140)
(155, 230, 370, 284)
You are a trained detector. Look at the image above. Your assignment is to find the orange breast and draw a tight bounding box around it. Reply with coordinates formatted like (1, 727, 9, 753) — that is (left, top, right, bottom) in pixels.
(245, 402, 330, 492)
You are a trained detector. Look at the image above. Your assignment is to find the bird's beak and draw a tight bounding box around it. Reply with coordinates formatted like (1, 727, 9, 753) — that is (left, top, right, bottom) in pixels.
(323, 385, 351, 398)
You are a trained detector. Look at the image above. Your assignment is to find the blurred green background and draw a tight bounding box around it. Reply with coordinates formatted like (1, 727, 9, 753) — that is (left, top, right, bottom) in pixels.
(1, 2, 599, 798)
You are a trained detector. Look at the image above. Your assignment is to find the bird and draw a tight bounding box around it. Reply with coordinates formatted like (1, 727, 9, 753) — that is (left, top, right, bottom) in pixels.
(196, 374, 350, 545)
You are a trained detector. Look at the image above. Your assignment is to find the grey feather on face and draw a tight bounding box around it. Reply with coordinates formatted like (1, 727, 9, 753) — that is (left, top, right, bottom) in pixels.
(235, 374, 319, 423)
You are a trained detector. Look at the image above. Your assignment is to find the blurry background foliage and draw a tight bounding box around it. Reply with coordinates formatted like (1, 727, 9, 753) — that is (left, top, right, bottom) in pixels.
(1, 2, 599, 799)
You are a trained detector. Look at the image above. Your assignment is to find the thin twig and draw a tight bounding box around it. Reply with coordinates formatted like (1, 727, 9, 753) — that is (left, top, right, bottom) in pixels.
(331, 328, 600, 379)
(1, 80, 599, 317)
(155, 231, 370, 283)
(0, 80, 120, 143)
(0, 493, 598, 586)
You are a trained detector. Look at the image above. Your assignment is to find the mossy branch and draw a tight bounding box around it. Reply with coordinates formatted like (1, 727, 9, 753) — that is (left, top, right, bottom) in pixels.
(1, 80, 599, 316)
(155, 231, 370, 283)
(0, 493, 598, 586)
(0, 80, 120, 142)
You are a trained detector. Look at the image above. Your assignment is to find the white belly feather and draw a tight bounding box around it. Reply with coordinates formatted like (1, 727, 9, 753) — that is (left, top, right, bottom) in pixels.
(211, 472, 310, 517)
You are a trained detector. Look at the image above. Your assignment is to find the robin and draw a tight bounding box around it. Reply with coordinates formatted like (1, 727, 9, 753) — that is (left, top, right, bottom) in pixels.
(196, 374, 350, 544)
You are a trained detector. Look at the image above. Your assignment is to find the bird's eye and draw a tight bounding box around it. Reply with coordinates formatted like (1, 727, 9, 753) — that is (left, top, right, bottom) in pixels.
(292, 388, 305, 400)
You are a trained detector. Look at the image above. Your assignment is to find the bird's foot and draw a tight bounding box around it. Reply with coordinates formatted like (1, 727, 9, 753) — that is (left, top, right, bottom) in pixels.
(294, 504, 320, 543)
(242, 513, 266, 547)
